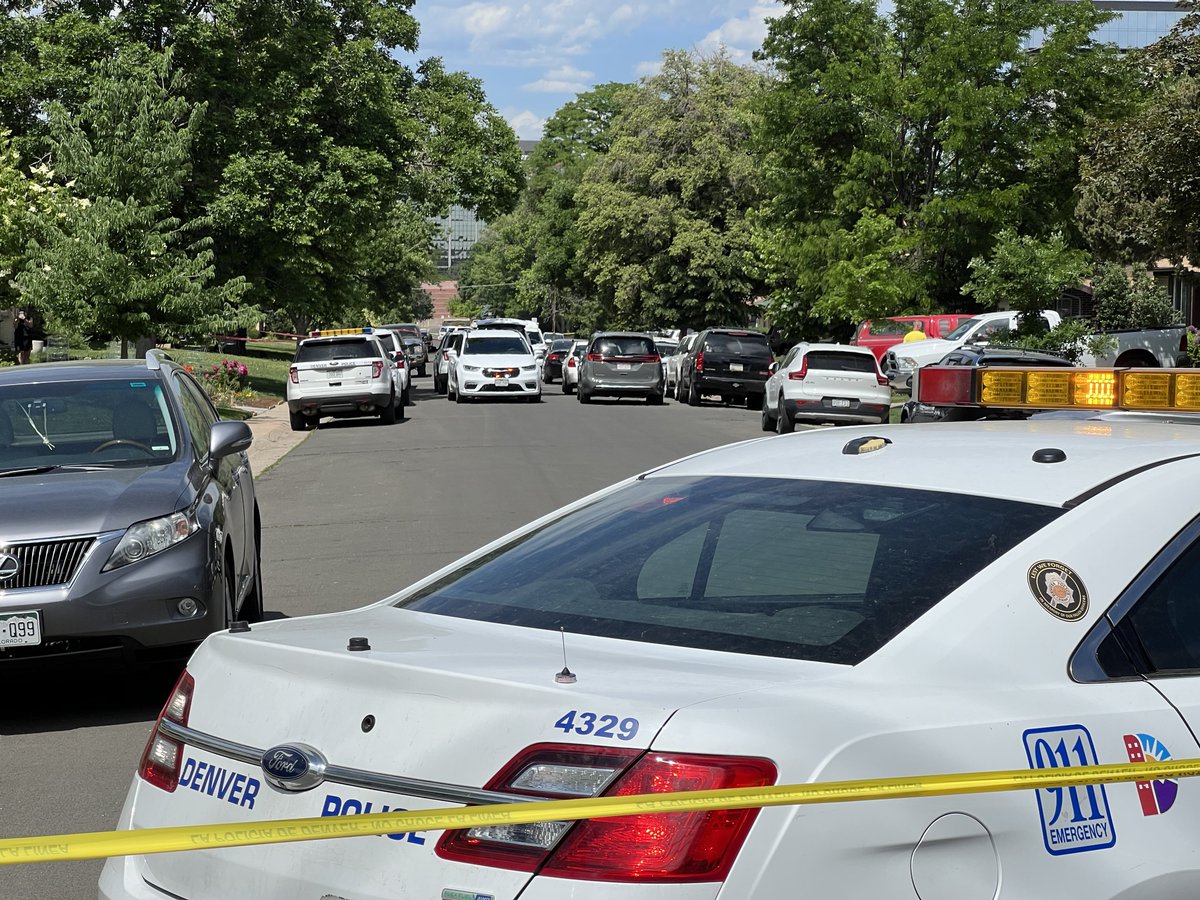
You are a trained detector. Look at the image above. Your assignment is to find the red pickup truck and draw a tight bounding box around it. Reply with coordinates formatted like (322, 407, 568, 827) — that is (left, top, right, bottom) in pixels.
(850, 314, 973, 362)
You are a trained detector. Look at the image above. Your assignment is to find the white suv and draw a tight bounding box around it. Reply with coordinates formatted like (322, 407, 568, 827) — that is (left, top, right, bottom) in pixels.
(450, 329, 541, 403)
(287, 330, 401, 430)
(761, 343, 891, 432)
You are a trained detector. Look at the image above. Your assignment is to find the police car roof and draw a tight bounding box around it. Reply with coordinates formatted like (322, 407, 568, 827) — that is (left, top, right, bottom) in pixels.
(648, 420, 1200, 507)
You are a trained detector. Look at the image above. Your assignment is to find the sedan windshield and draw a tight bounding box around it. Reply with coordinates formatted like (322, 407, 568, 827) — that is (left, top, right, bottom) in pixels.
(464, 336, 529, 355)
(397, 476, 1061, 664)
(0, 380, 178, 470)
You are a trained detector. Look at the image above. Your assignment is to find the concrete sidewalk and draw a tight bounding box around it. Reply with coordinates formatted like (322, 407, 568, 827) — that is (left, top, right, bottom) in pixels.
(243, 402, 308, 474)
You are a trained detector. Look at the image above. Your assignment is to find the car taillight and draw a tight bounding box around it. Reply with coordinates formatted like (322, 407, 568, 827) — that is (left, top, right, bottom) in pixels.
(787, 359, 808, 381)
(138, 670, 194, 792)
(437, 745, 776, 883)
(549, 353, 561, 362)
(437, 743, 640, 871)
(876, 369, 889, 386)
(695, 352, 704, 373)
(371, 360, 384, 378)
(567, 357, 577, 368)
(588, 352, 603, 362)
(289, 366, 298, 385)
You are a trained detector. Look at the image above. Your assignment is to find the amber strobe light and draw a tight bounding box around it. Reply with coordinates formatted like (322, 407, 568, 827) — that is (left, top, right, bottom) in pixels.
(917, 367, 1200, 413)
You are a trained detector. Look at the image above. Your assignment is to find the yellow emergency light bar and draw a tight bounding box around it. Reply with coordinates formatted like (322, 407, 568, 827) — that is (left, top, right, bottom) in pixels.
(308, 327, 376, 338)
(917, 366, 1200, 412)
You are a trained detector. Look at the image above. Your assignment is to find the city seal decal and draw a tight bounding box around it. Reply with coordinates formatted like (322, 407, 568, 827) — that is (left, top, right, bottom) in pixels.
(1028, 560, 1089, 622)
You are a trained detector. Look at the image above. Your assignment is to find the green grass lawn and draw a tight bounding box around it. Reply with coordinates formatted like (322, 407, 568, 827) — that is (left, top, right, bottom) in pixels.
(167, 344, 295, 405)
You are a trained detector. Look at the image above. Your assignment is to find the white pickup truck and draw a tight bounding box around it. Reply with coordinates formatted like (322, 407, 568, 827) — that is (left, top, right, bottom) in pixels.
(883, 310, 1061, 390)
(885, 311, 1190, 390)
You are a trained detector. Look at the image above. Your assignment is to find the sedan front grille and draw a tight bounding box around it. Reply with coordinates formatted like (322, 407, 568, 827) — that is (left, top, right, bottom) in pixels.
(0, 538, 95, 590)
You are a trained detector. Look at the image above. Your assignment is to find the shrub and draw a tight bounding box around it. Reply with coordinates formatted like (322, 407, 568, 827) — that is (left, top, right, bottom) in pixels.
(200, 358, 250, 404)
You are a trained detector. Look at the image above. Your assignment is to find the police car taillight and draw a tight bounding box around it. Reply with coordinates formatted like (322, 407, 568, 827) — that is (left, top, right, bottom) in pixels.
(436, 745, 776, 883)
(138, 670, 194, 793)
(371, 360, 384, 378)
(288, 365, 298, 385)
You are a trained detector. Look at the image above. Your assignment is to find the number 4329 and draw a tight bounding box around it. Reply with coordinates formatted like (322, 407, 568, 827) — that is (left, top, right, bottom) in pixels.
(554, 710, 639, 741)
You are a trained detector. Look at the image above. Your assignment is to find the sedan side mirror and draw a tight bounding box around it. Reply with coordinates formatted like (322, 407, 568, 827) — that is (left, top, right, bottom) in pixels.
(210, 420, 253, 461)
(768, 362, 778, 375)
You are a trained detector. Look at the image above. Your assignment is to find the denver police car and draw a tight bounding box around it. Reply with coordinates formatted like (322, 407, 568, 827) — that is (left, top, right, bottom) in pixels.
(102, 366, 1200, 899)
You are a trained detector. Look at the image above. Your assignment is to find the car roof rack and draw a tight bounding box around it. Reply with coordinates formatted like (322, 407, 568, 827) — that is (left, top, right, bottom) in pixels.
(145, 348, 173, 370)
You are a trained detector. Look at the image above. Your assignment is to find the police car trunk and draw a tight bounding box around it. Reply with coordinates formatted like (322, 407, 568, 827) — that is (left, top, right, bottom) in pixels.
(104, 605, 829, 900)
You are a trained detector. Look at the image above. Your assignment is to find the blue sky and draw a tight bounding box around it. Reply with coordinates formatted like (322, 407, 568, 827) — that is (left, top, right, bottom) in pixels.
(409, 2, 781, 139)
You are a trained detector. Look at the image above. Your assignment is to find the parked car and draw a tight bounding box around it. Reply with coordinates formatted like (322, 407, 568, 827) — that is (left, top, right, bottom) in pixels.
(654, 338, 678, 389)
(761, 343, 891, 433)
(677, 328, 773, 408)
(543, 339, 575, 384)
(667, 333, 699, 393)
(578, 332, 665, 405)
(381, 323, 428, 377)
(373, 329, 411, 408)
(883, 310, 1063, 391)
(450, 329, 541, 403)
(0, 352, 262, 665)
(287, 330, 401, 429)
(851, 314, 973, 362)
(900, 346, 1076, 423)
(433, 331, 464, 395)
(560, 340, 587, 394)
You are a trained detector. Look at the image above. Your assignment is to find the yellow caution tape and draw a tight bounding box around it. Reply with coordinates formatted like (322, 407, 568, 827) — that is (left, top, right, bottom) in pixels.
(3, 757, 1199, 865)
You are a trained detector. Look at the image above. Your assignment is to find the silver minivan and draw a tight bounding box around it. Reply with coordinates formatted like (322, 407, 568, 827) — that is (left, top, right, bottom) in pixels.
(578, 332, 666, 404)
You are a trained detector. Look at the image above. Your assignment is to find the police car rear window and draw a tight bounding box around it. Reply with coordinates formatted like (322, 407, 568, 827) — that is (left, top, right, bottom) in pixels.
(295, 338, 381, 363)
(396, 477, 1062, 664)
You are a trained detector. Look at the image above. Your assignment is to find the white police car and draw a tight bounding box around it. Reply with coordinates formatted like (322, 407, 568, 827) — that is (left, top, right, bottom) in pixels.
(101, 366, 1200, 899)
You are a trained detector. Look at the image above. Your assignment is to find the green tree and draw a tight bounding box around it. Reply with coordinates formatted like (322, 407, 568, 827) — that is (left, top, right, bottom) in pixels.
(755, 0, 1132, 334)
(576, 51, 766, 331)
(1077, 14, 1200, 265)
(1092, 262, 1179, 330)
(16, 50, 247, 350)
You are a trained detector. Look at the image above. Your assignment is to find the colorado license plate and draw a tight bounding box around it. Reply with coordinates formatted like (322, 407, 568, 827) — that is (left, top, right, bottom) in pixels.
(494, 377, 509, 386)
(616, 363, 632, 371)
(831, 398, 852, 408)
(0, 610, 42, 647)
(730, 363, 744, 372)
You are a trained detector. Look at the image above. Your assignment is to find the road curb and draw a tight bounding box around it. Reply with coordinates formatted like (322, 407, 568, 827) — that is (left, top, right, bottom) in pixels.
(243, 402, 308, 475)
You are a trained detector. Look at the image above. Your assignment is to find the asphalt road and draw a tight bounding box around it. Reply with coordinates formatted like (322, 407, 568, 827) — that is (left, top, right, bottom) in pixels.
(1, 378, 768, 898)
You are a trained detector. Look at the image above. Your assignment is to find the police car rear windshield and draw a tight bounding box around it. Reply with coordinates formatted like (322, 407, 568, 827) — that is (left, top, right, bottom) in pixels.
(295, 338, 382, 363)
(396, 477, 1062, 664)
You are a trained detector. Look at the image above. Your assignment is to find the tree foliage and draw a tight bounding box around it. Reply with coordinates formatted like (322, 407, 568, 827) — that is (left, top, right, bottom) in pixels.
(1, 0, 523, 337)
(16, 50, 247, 346)
(1077, 12, 1200, 266)
(755, 0, 1132, 333)
(576, 51, 767, 331)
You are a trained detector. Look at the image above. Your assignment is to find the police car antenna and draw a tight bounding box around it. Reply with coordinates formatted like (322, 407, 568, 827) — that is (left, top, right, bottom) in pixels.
(555, 627, 577, 684)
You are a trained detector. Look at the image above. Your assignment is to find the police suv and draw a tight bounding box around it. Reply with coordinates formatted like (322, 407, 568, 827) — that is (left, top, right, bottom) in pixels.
(102, 365, 1200, 899)
(286, 329, 404, 431)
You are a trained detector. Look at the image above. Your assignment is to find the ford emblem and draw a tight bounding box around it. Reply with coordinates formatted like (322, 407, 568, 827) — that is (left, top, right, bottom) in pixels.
(261, 743, 328, 792)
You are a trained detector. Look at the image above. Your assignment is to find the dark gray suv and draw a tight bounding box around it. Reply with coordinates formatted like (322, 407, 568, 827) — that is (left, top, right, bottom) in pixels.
(0, 352, 262, 664)
(578, 332, 666, 404)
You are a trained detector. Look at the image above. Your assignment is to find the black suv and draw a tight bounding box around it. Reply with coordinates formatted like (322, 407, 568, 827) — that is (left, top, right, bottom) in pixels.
(677, 328, 772, 408)
(0, 352, 262, 663)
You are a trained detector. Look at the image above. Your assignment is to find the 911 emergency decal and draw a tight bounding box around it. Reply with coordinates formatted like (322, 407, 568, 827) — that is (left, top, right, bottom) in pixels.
(1023, 725, 1115, 855)
(1123, 733, 1179, 816)
(1027, 560, 1089, 622)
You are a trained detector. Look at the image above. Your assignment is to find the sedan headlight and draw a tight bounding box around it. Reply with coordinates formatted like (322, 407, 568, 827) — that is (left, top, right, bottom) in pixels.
(105, 512, 198, 571)
(462, 365, 481, 373)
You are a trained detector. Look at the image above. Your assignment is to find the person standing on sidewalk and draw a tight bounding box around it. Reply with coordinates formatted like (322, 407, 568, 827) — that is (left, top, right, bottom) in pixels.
(14, 311, 34, 365)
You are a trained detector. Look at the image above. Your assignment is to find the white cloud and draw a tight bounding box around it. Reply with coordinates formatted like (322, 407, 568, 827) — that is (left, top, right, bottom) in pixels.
(634, 59, 663, 78)
(507, 109, 547, 139)
(463, 3, 514, 39)
(698, 3, 780, 63)
(523, 64, 596, 93)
